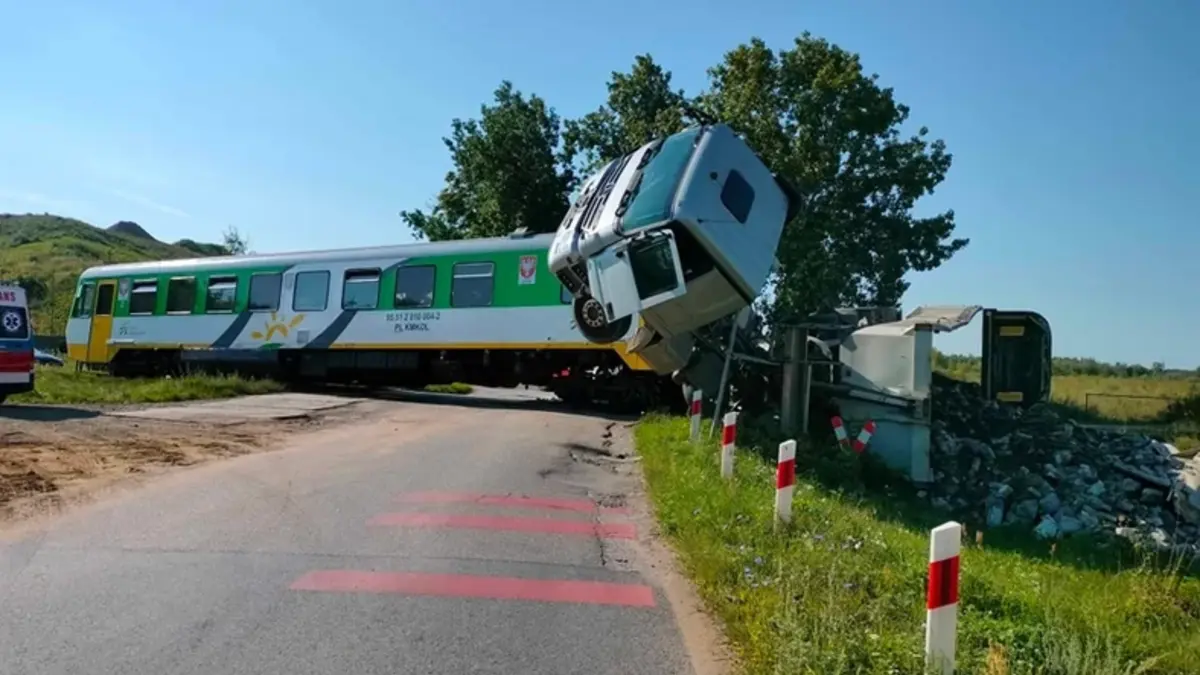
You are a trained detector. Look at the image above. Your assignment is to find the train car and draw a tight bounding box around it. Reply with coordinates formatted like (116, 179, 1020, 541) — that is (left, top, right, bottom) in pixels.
(0, 284, 35, 404)
(550, 123, 799, 383)
(64, 232, 679, 410)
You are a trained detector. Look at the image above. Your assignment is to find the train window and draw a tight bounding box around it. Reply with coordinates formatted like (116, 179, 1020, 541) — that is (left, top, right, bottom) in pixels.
(451, 262, 494, 308)
(342, 268, 381, 310)
(720, 170, 755, 224)
(129, 280, 159, 315)
(395, 265, 435, 308)
(248, 272, 282, 311)
(166, 277, 196, 314)
(293, 271, 330, 312)
(206, 276, 238, 313)
(73, 283, 96, 318)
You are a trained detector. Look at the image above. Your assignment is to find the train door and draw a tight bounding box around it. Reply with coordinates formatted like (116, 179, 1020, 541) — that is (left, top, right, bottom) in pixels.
(87, 281, 117, 363)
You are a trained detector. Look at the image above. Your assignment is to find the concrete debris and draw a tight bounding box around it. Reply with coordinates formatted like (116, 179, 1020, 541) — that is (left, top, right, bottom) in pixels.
(927, 374, 1200, 555)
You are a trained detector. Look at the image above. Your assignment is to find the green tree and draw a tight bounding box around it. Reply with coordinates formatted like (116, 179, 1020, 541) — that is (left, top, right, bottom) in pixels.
(401, 81, 576, 241)
(701, 35, 967, 319)
(570, 37, 968, 323)
(221, 226, 250, 255)
(563, 55, 688, 176)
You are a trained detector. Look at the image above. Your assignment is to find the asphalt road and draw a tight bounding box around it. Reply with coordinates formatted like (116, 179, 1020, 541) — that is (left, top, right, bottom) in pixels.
(0, 398, 697, 675)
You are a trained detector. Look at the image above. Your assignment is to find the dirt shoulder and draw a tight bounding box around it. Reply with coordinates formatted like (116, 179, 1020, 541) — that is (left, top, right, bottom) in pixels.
(0, 400, 373, 525)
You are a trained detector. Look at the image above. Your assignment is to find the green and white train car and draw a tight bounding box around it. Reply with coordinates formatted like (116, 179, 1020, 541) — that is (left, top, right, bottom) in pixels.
(65, 232, 676, 408)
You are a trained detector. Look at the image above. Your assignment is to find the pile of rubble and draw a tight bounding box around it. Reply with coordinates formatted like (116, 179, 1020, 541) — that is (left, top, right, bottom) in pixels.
(927, 374, 1200, 554)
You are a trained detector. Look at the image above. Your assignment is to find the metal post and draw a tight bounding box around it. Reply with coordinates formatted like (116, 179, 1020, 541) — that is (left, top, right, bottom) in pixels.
(709, 310, 745, 440)
(800, 351, 812, 436)
(781, 326, 807, 436)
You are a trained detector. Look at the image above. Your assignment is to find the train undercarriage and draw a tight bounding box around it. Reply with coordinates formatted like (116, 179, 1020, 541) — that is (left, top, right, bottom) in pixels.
(99, 345, 686, 414)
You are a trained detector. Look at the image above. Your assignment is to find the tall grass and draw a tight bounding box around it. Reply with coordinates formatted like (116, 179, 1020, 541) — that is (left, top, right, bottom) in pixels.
(9, 365, 283, 405)
(635, 416, 1200, 674)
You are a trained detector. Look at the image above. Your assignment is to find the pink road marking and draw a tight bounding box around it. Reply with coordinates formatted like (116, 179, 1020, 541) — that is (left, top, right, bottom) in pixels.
(368, 512, 636, 539)
(290, 570, 656, 607)
(395, 491, 631, 515)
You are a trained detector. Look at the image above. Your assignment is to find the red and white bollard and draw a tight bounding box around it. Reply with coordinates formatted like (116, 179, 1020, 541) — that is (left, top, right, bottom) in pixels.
(852, 420, 877, 454)
(689, 389, 703, 442)
(925, 521, 962, 675)
(775, 439, 796, 525)
(720, 412, 737, 479)
(831, 416, 850, 449)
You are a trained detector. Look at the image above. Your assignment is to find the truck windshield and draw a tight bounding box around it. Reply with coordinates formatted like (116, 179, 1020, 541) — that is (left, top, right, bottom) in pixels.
(0, 304, 29, 341)
(619, 127, 701, 232)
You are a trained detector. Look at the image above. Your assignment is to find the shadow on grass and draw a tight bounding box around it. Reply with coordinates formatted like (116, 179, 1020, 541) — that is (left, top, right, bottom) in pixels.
(0, 404, 101, 422)
(735, 414, 1198, 578)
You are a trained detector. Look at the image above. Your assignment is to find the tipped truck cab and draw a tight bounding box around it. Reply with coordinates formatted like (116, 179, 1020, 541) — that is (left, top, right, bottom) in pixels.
(0, 285, 35, 404)
(549, 123, 799, 375)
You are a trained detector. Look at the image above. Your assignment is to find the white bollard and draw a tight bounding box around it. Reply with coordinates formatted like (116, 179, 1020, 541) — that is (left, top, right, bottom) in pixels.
(925, 521, 962, 675)
(852, 420, 877, 454)
(720, 412, 737, 479)
(775, 439, 796, 525)
(689, 389, 703, 442)
(831, 416, 850, 449)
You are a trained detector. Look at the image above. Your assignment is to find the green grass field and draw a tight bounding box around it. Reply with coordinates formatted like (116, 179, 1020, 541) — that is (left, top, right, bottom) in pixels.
(636, 416, 1200, 675)
(8, 366, 283, 406)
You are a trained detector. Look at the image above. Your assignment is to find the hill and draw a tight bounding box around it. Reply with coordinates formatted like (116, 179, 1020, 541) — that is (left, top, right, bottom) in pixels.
(0, 213, 227, 333)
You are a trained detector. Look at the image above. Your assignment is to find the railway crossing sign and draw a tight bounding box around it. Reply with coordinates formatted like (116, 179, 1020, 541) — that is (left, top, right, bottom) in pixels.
(519, 255, 537, 285)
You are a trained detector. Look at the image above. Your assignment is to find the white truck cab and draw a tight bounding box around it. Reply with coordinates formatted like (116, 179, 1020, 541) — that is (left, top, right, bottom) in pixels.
(550, 123, 799, 375)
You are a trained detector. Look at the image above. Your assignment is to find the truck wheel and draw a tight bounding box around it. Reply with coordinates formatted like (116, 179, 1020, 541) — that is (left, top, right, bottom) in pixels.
(574, 296, 631, 345)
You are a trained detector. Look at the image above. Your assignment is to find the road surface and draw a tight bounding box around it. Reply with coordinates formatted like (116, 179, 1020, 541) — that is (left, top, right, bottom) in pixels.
(0, 397, 704, 674)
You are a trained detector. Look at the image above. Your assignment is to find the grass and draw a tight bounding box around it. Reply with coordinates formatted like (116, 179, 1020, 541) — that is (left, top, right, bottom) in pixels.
(9, 365, 283, 405)
(635, 415, 1200, 675)
(423, 382, 474, 394)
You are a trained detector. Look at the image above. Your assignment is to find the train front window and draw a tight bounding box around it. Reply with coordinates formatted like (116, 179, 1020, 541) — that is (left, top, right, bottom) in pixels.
(73, 283, 95, 318)
(619, 127, 701, 232)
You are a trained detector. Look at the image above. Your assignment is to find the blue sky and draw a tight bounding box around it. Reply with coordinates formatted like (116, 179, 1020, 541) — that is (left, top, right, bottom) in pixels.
(1, 1, 1196, 366)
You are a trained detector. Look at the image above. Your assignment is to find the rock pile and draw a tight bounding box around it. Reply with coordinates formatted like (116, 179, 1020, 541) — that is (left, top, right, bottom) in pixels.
(927, 374, 1200, 554)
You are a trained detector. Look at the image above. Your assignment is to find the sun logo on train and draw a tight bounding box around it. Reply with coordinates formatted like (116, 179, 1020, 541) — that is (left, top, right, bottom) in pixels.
(251, 312, 305, 343)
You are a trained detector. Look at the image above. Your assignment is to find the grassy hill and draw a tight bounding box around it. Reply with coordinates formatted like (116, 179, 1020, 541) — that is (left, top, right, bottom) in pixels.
(0, 213, 226, 334)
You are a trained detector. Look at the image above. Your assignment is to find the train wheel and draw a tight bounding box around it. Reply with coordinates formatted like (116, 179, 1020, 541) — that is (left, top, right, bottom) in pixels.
(573, 296, 632, 344)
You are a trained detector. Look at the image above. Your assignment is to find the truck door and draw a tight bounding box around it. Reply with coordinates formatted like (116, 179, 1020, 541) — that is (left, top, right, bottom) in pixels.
(87, 281, 117, 363)
(980, 309, 1052, 407)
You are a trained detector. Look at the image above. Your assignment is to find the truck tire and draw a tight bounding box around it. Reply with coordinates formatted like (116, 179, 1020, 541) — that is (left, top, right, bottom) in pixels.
(573, 296, 632, 345)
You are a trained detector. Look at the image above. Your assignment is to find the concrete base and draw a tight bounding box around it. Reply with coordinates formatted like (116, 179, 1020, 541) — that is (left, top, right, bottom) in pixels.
(108, 393, 364, 425)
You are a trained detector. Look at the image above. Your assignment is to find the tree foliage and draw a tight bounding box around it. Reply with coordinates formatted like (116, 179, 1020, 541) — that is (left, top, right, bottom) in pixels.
(404, 34, 968, 322)
(400, 82, 576, 241)
(697, 35, 967, 320)
(563, 55, 688, 176)
(221, 226, 250, 255)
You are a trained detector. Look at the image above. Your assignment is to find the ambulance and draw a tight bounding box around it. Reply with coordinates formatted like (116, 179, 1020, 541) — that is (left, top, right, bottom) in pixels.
(0, 285, 34, 404)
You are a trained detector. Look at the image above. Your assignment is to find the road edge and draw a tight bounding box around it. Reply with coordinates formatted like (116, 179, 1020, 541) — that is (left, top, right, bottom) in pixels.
(616, 421, 737, 675)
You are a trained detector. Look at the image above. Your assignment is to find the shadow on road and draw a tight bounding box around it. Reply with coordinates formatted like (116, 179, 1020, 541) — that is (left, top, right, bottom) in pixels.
(306, 384, 642, 424)
(0, 405, 102, 422)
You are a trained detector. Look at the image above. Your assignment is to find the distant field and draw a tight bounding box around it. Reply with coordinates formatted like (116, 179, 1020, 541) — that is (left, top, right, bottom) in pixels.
(1051, 374, 1198, 421)
(937, 363, 1199, 422)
